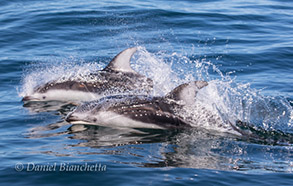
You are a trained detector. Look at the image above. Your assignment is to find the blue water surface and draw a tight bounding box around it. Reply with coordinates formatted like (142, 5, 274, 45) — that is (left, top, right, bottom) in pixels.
(0, 0, 292, 185)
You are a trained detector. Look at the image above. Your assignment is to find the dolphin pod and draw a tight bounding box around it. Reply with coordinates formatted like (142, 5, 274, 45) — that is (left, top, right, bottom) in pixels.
(22, 47, 231, 130)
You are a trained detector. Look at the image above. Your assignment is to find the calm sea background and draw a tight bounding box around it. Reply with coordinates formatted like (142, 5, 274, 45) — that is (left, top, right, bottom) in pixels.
(0, 0, 292, 185)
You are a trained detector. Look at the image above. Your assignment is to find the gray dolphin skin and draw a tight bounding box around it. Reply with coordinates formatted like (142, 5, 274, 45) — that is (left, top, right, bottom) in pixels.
(22, 47, 153, 102)
(66, 81, 208, 129)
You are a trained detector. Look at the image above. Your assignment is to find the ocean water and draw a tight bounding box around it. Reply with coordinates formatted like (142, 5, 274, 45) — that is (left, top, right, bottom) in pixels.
(0, 0, 293, 185)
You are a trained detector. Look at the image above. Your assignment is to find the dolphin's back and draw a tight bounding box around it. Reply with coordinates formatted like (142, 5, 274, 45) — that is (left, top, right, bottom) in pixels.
(36, 71, 153, 95)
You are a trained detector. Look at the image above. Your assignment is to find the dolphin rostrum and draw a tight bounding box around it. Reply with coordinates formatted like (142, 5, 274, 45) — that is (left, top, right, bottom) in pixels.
(22, 47, 153, 102)
(66, 81, 209, 129)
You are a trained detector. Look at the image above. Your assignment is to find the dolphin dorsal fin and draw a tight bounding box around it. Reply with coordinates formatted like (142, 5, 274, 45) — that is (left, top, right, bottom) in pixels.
(165, 81, 208, 103)
(103, 47, 137, 73)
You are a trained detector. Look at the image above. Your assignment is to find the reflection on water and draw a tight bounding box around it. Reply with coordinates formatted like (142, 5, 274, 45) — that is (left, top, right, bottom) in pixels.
(25, 119, 293, 173)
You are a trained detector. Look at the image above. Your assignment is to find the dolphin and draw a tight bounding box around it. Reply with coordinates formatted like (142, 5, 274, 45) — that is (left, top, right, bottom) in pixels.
(22, 47, 153, 102)
(66, 81, 209, 129)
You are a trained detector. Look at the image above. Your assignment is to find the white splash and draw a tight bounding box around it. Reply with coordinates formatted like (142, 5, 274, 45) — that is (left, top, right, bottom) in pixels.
(134, 47, 292, 133)
(19, 58, 104, 97)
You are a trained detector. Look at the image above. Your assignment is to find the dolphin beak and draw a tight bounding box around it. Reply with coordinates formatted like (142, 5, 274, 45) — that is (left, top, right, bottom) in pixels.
(22, 96, 40, 102)
(66, 113, 91, 124)
(22, 96, 32, 102)
(66, 114, 78, 123)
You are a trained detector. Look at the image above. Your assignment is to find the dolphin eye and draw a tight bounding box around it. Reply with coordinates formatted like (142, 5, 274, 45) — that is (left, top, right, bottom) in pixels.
(93, 118, 97, 122)
(42, 96, 46, 99)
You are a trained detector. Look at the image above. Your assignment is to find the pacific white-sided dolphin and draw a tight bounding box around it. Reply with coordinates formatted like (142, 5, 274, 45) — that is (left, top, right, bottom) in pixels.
(22, 47, 153, 102)
(66, 81, 208, 129)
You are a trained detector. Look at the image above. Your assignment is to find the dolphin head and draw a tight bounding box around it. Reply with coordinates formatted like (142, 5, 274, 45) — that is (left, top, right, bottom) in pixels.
(22, 87, 52, 102)
(66, 111, 98, 125)
(22, 82, 64, 102)
(65, 100, 101, 124)
(22, 80, 106, 103)
(22, 93, 48, 102)
(65, 95, 151, 127)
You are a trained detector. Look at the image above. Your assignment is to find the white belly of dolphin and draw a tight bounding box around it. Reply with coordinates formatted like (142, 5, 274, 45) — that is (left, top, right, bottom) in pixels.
(42, 90, 102, 102)
(71, 111, 164, 129)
